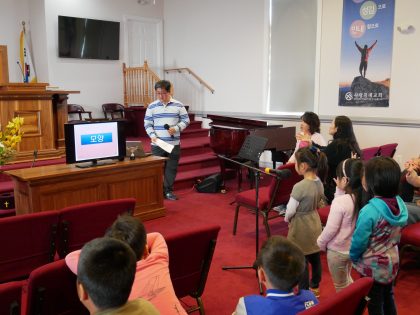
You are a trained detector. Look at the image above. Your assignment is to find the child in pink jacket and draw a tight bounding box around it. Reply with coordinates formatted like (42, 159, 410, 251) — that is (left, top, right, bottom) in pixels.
(66, 215, 187, 315)
(317, 158, 364, 291)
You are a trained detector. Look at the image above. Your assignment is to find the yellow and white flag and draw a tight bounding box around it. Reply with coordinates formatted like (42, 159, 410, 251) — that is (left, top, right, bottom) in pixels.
(19, 24, 37, 83)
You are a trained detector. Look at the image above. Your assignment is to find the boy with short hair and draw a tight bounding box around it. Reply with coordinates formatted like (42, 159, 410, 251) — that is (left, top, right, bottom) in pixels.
(77, 237, 159, 315)
(233, 236, 318, 315)
(66, 215, 186, 314)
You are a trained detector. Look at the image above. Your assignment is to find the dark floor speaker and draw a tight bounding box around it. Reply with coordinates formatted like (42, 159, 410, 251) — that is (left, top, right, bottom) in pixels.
(195, 173, 222, 193)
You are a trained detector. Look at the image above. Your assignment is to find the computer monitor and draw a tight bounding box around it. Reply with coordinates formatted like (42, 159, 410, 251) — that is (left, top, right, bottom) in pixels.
(64, 121, 126, 168)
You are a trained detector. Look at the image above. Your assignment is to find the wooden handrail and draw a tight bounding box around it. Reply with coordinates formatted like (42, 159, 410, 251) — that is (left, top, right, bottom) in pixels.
(123, 61, 161, 107)
(164, 67, 215, 94)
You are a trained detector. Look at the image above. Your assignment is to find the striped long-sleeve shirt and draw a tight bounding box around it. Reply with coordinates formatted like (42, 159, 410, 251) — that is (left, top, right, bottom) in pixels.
(144, 98, 190, 146)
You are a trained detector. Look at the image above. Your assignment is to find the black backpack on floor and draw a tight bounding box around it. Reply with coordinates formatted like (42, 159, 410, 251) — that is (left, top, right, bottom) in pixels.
(195, 173, 222, 193)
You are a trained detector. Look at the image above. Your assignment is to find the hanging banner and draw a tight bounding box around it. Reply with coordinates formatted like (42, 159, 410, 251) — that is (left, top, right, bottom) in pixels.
(338, 0, 394, 107)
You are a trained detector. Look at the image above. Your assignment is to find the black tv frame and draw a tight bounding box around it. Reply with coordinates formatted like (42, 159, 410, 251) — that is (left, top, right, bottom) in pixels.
(64, 121, 126, 168)
(58, 15, 120, 60)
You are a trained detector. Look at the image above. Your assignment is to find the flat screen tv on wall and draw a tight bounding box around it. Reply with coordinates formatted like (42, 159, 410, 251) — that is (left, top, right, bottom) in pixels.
(58, 15, 120, 60)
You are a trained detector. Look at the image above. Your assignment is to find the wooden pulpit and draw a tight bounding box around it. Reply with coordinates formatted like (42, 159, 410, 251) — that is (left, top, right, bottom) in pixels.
(0, 45, 8, 84)
(0, 83, 79, 162)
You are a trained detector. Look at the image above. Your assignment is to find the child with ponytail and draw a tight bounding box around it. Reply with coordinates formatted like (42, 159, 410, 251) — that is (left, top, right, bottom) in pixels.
(317, 158, 364, 292)
(285, 147, 328, 297)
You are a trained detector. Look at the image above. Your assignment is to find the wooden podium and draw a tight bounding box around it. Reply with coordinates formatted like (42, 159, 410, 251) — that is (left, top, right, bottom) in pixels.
(0, 83, 79, 162)
(5, 156, 166, 221)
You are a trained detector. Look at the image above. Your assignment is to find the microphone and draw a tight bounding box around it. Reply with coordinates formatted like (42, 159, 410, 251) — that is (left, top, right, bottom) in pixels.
(31, 147, 38, 168)
(164, 124, 174, 138)
(264, 167, 292, 179)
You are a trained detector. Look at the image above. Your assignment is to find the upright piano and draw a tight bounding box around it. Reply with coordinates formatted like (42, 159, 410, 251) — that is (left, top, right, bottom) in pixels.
(207, 115, 296, 189)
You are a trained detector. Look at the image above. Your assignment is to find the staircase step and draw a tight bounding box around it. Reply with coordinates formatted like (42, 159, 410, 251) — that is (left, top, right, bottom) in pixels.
(180, 136, 213, 156)
(187, 120, 203, 130)
(178, 152, 219, 172)
(174, 165, 221, 190)
(188, 113, 195, 122)
(182, 145, 213, 156)
(182, 128, 209, 139)
(137, 136, 213, 156)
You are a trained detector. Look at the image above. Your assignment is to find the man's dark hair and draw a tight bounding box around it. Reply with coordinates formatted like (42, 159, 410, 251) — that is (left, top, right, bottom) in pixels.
(301, 112, 321, 134)
(364, 156, 401, 198)
(77, 237, 136, 310)
(255, 236, 305, 291)
(105, 214, 147, 261)
(154, 80, 171, 92)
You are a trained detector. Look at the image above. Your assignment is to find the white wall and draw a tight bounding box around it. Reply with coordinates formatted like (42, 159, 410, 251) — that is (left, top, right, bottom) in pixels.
(0, 0, 30, 82)
(163, 0, 420, 163)
(1, 0, 419, 163)
(317, 0, 420, 163)
(0, 0, 163, 117)
(318, 0, 420, 120)
(163, 0, 269, 114)
(44, 0, 163, 117)
(269, 0, 317, 113)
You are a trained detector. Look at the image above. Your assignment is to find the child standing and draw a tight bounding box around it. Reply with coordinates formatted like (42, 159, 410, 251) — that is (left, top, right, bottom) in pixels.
(350, 157, 408, 315)
(307, 115, 362, 203)
(233, 236, 318, 315)
(285, 147, 328, 297)
(317, 158, 364, 291)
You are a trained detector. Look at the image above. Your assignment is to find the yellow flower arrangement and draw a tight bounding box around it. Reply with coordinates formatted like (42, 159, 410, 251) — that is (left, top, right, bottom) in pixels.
(0, 117, 24, 165)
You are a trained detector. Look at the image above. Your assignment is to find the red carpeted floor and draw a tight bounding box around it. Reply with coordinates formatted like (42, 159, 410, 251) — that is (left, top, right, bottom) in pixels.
(144, 179, 420, 315)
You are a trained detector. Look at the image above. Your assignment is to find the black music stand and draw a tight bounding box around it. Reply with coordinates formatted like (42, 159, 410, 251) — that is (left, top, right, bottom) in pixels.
(221, 135, 268, 294)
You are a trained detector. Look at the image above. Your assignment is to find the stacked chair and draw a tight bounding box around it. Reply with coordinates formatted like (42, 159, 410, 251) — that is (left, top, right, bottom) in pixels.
(361, 146, 380, 161)
(56, 198, 136, 258)
(0, 200, 221, 315)
(378, 143, 398, 158)
(102, 103, 126, 120)
(67, 104, 92, 121)
(397, 222, 420, 283)
(25, 259, 89, 315)
(0, 280, 24, 315)
(166, 224, 221, 315)
(0, 198, 134, 315)
(0, 198, 135, 283)
(298, 277, 374, 315)
(0, 211, 59, 283)
(233, 163, 302, 237)
(317, 205, 331, 227)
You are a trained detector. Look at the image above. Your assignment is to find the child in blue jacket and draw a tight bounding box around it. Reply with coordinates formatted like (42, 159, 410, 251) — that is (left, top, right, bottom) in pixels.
(350, 157, 408, 315)
(233, 236, 318, 315)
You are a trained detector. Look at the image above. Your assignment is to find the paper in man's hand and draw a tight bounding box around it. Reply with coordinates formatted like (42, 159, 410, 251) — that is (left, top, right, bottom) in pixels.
(155, 138, 174, 153)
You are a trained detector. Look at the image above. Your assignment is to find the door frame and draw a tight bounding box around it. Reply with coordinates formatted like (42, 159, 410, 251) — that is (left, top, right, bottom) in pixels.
(123, 15, 164, 77)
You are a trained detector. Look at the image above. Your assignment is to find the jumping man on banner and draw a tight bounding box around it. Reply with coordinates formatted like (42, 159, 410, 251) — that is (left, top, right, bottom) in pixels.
(354, 40, 377, 78)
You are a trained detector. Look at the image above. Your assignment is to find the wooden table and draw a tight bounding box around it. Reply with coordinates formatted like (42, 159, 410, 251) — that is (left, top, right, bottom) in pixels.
(5, 156, 166, 221)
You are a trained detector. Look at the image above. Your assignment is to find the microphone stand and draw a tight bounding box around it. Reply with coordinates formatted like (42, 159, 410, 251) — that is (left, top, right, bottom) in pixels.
(219, 154, 277, 295)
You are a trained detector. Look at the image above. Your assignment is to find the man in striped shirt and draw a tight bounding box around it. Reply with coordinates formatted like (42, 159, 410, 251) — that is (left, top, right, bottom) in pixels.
(144, 80, 190, 200)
